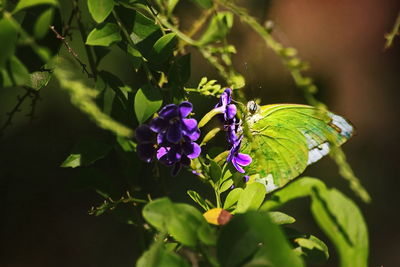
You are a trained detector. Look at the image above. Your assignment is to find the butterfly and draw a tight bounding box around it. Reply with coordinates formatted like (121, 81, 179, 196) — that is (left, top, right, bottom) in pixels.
(240, 101, 354, 192)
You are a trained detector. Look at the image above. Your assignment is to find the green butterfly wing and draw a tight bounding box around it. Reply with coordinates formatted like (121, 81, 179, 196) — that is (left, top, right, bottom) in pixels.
(241, 103, 354, 192)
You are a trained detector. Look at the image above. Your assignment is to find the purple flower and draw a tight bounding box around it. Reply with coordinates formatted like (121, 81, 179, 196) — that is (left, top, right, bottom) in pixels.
(227, 139, 252, 173)
(150, 101, 200, 143)
(135, 124, 157, 163)
(213, 89, 252, 173)
(215, 88, 237, 121)
(136, 101, 201, 176)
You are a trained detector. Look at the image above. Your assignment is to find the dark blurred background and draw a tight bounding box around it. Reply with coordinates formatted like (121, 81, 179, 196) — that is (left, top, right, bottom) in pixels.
(1, 0, 400, 266)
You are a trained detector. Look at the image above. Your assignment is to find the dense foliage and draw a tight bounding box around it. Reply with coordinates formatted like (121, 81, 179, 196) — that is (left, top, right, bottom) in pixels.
(0, 0, 377, 266)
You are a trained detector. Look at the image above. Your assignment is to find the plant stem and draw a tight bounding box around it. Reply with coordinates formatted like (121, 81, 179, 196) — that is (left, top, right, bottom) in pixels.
(214, 187, 221, 208)
(385, 11, 400, 49)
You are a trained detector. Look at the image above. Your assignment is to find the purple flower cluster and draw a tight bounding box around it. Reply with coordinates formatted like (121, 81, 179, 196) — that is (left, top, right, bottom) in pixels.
(136, 101, 201, 176)
(215, 89, 252, 173)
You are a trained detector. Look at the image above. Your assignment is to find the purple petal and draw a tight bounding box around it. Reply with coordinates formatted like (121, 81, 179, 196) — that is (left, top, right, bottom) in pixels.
(235, 153, 252, 166)
(186, 142, 201, 159)
(158, 104, 178, 119)
(156, 146, 169, 160)
(243, 175, 250, 183)
(137, 144, 156, 163)
(227, 149, 235, 163)
(182, 118, 198, 134)
(166, 122, 182, 143)
(157, 133, 166, 145)
(192, 170, 201, 176)
(232, 159, 245, 173)
(227, 127, 238, 144)
(150, 117, 168, 133)
(225, 104, 237, 120)
(135, 124, 155, 143)
(178, 101, 193, 118)
(217, 88, 232, 107)
(187, 129, 200, 141)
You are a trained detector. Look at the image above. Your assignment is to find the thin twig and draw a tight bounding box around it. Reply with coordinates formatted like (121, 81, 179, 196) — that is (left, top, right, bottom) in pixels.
(62, 1, 78, 37)
(0, 88, 37, 138)
(26, 88, 41, 124)
(49, 25, 94, 78)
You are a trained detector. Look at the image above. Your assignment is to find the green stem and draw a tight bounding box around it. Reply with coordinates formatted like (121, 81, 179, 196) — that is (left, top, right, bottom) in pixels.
(158, 16, 199, 46)
(214, 187, 221, 208)
(385, 11, 400, 49)
(198, 108, 223, 128)
(200, 127, 221, 146)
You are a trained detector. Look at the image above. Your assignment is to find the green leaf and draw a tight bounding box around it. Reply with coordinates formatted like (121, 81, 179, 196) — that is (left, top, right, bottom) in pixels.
(86, 23, 122, 47)
(34, 8, 54, 39)
(142, 198, 175, 232)
(189, 0, 212, 9)
(217, 211, 304, 267)
(169, 54, 191, 85)
(102, 85, 116, 115)
(219, 179, 233, 193)
(88, 0, 114, 23)
(0, 17, 18, 68)
(60, 137, 113, 168)
(143, 198, 212, 247)
(93, 46, 110, 66)
(172, 203, 208, 246)
(13, 0, 58, 13)
(127, 44, 143, 69)
(187, 190, 210, 211)
(235, 182, 266, 213)
(27, 70, 52, 90)
(99, 71, 131, 100)
(170, 85, 185, 104)
(311, 187, 368, 267)
(134, 85, 163, 123)
(223, 188, 243, 210)
(137, 242, 190, 267)
(197, 223, 217, 246)
(260, 177, 326, 211)
(130, 11, 161, 45)
(260, 177, 368, 267)
(1, 56, 29, 87)
(155, 0, 180, 15)
(148, 33, 177, 63)
(209, 160, 222, 182)
(268, 211, 296, 225)
(167, 0, 180, 14)
(198, 12, 233, 45)
(291, 233, 329, 264)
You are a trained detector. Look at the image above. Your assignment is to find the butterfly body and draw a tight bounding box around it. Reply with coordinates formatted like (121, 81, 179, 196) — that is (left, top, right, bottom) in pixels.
(241, 101, 354, 191)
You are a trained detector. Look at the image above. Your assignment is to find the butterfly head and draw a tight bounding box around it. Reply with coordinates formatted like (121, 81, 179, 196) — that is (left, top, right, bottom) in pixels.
(246, 100, 260, 115)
